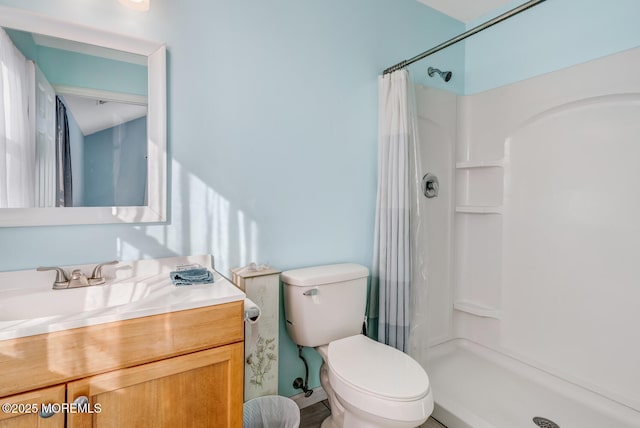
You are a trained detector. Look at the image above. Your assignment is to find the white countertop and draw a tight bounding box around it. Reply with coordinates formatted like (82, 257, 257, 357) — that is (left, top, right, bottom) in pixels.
(0, 255, 245, 341)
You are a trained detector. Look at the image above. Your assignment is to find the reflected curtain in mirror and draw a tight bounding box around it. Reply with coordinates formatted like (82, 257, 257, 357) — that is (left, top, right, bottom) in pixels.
(34, 65, 56, 207)
(0, 26, 35, 208)
(55, 96, 72, 206)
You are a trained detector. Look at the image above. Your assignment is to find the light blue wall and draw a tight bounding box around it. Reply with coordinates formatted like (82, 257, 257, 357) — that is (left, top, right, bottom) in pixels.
(83, 116, 147, 207)
(0, 0, 464, 397)
(5, 28, 147, 95)
(464, 0, 640, 94)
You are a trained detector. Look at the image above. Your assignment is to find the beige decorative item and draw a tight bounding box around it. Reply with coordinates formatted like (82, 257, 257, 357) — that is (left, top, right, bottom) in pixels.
(232, 264, 281, 402)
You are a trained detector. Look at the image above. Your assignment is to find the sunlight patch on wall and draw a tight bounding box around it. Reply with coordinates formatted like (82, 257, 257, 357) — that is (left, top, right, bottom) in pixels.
(114, 158, 260, 276)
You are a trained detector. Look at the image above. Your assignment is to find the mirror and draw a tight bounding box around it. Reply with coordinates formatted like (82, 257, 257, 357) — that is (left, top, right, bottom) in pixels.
(4, 28, 149, 208)
(0, 6, 166, 226)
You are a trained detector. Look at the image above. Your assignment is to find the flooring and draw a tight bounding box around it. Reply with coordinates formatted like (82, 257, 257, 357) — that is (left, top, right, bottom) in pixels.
(299, 400, 446, 428)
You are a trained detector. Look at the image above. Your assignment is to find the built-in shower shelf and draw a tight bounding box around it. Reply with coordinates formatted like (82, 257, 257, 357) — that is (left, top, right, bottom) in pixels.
(454, 301, 501, 319)
(456, 205, 503, 214)
(455, 160, 504, 169)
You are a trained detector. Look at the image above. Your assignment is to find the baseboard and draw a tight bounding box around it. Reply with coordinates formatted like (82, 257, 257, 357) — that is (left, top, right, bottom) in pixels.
(290, 387, 328, 409)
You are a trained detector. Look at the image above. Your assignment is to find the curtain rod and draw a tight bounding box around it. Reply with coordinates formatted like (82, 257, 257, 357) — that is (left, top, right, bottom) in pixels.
(382, 0, 547, 75)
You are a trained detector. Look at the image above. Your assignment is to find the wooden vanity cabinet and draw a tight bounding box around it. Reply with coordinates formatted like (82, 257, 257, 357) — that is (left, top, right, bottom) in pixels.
(67, 343, 243, 428)
(0, 302, 244, 428)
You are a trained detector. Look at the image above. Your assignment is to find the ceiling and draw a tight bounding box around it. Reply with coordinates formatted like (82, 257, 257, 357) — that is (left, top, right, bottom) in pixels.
(62, 94, 147, 136)
(417, 0, 515, 23)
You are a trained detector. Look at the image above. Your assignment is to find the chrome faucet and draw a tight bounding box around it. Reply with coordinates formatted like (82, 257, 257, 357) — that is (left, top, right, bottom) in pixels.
(89, 261, 119, 285)
(37, 261, 118, 290)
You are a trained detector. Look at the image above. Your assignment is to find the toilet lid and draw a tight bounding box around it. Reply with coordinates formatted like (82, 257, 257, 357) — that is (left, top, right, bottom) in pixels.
(327, 335, 430, 401)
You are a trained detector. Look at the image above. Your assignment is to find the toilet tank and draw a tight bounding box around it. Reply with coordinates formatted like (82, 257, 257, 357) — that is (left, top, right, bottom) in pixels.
(282, 263, 369, 347)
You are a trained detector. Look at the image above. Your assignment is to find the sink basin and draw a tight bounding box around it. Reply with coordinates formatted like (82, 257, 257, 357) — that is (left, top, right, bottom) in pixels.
(0, 255, 247, 341)
(0, 282, 153, 322)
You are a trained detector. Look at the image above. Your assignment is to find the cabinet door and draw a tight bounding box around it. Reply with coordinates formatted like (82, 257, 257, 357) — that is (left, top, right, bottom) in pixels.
(0, 385, 65, 428)
(67, 342, 243, 428)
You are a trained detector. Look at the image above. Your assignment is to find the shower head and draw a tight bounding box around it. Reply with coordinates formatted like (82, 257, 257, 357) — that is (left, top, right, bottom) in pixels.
(428, 67, 452, 82)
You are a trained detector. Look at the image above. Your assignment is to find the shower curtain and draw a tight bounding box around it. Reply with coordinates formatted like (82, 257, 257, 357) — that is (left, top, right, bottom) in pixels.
(369, 69, 422, 352)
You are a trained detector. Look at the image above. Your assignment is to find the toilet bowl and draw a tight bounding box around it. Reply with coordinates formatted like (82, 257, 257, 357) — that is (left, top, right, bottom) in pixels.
(281, 264, 434, 428)
(317, 335, 433, 428)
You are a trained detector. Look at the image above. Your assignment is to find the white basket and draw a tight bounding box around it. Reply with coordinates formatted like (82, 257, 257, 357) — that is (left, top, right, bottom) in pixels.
(243, 395, 300, 428)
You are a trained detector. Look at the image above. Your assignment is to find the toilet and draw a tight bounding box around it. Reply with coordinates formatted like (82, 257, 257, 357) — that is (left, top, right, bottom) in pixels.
(282, 263, 433, 428)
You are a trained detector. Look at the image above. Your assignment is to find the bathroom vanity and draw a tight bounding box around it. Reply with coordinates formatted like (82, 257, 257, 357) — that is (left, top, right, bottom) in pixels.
(0, 256, 245, 428)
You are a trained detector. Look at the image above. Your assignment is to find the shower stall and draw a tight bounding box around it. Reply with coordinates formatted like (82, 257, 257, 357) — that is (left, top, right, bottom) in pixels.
(414, 45, 640, 428)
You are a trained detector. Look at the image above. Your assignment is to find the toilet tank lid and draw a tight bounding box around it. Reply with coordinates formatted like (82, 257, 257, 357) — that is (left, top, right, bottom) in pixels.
(281, 263, 369, 287)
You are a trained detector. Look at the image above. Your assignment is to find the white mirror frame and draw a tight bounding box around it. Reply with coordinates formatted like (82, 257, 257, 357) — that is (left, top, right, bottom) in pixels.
(0, 6, 166, 226)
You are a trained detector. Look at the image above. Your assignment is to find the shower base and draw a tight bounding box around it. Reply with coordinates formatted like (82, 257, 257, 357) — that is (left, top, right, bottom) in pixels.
(426, 339, 640, 428)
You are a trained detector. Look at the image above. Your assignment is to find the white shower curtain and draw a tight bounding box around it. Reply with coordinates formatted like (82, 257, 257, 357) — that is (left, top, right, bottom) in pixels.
(0, 27, 35, 208)
(370, 69, 420, 352)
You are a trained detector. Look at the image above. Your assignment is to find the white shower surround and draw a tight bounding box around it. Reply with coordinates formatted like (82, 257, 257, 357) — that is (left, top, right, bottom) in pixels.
(417, 46, 640, 427)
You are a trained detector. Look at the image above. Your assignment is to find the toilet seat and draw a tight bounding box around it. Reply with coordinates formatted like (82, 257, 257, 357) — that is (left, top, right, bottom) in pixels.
(322, 335, 433, 424)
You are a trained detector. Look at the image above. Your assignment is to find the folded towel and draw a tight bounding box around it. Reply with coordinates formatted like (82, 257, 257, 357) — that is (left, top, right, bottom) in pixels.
(170, 268, 214, 286)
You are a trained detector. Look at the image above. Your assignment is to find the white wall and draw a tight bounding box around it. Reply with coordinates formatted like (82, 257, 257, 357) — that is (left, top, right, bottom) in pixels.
(414, 85, 456, 349)
(420, 46, 640, 411)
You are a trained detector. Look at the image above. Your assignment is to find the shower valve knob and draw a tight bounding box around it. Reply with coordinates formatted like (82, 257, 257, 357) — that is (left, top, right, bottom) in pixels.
(422, 173, 439, 198)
